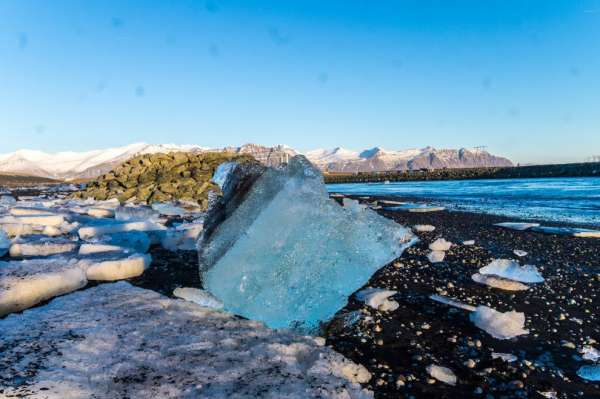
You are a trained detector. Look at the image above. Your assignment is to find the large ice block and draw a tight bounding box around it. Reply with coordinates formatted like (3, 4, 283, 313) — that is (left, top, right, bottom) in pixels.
(200, 156, 415, 331)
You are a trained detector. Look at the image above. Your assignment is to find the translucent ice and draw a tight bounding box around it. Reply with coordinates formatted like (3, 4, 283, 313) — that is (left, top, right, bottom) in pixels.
(173, 287, 224, 309)
(413, 224, 436, 233)
(0, 230, 9, 257)
(78, 220, 166, 243)
(80, 253, 151, 281)
(427, 250, 446, 263)
(494, 222, 540, 231)
(426, 364, 457, 386)
(9, 236, 78, 257)
(470, 305, 529, 340)
(78, 243, 129, 255)
(429, 238, 452, 251)
(161, 222, 204, 251)
(98, 231, 151, 253)
(115, 205, 158, 221)
(471, 273, 529, 291)
(201, 156, 415, 330)
(0, 257, 87, 316)
(355, 288, 399, 312)
(479, 259, 544, 283)
(577, 365, 600, 381)
(152, 202, 187, 216)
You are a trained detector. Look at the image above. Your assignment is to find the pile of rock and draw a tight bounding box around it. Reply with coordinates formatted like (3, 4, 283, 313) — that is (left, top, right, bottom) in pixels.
(73, 152, 257, 208)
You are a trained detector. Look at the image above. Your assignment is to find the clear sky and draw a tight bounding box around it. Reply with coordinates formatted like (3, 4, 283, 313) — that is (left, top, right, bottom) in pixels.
(1, 0, 599, 164)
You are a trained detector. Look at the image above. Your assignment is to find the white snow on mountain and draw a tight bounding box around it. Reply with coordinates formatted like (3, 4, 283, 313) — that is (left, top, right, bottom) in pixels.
(0, 142, 513, 180)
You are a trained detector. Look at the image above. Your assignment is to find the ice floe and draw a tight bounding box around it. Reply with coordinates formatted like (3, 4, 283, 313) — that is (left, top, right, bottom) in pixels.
(355, 288, 399, 312)
(173, 287, 224, 309)
(426, 364, 457, 386)
(470, 306, 529, 340)
(471, 273, 529, 291)
(200, 156, 415, 330)
(0, 282, 373, 398)
(413, 224, 436, 233)
(429, 238, 453, 251)
(494, 222, 540, 231)
(479, 259, 544, 283)
(0, 257, 87, 317)
(9, 235, 79, 257)
(80, 253, 151, 281)
(427, 250, 446, 263)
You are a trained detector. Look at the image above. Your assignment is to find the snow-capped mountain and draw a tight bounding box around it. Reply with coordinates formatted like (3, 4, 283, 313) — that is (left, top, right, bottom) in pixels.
(306, 146, 513, 172)
(0, 143, 513, 180)
(0, 143, 207, 180)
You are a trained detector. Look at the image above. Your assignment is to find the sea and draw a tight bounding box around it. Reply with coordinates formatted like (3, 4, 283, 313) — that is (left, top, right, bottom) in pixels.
(327, 177, 600, 226)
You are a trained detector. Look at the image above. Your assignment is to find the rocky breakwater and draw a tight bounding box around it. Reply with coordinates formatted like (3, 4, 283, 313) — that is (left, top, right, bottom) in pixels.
(73, 151, 257, 208)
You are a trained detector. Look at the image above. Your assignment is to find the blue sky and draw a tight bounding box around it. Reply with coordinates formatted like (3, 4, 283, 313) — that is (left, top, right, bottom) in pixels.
(1, 0, 599, 164)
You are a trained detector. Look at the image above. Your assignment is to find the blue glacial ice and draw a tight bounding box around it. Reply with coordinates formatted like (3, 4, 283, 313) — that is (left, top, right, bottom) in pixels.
(200, 156, 416, 331)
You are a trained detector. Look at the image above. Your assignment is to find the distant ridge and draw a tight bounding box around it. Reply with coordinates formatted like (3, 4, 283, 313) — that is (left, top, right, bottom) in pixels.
(0, 143, 512, 180)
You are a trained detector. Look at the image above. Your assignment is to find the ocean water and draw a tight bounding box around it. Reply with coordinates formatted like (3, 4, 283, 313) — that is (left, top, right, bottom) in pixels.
(327, 177, 600, 226)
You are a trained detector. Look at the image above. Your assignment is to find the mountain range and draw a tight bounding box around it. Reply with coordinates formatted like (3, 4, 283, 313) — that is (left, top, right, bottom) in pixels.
(0, 143, 512, 180)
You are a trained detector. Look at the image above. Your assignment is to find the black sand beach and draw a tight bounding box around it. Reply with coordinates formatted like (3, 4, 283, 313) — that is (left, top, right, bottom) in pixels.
(326, 195, 600, 398)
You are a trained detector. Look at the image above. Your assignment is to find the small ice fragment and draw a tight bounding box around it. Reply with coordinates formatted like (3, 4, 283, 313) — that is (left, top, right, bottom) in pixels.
(429, 238, 452, 251)
(491, 352, 518, 362)
(9, 236, 78, 257)
(355, 288, 399, 312)
(0, 195, 16, 206)
(426, 364, 457, 386)
(379, 200, 405, 205)
(99, 231, 151, 253)
(470, 305, 529, 340)
(513, 249, 528, 257)
(581, 346, 600, 362)
(115, 205, 158, 221)
(462, 240, 475, 246)
(429, 294, 477, 312)
(577, 365, 600, 381)
(537, 391, 558, 399)
(81, 253, 151, 281)
(161, 222, 203, 251)
(173, 287, 224, 309)
(479, 259, 544, 283)
(408, 206, 445, 213)
(427, 250, 446, 263)
(0, 230, 9, 257)
(79, 243, 129, 255)
(87, 207, 115, 218)
(10, 206, 56, 216)
(494, 222, 540, 231)
(151, 202, 187, 216)
(471, 273, 529, 291)
(413, 224, 435, 233)
(0, 257, 87, 316)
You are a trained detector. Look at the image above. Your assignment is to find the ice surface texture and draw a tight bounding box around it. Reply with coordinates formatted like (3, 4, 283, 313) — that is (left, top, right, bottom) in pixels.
(0, 282, 373, 398)
(200, 156, 415, 331)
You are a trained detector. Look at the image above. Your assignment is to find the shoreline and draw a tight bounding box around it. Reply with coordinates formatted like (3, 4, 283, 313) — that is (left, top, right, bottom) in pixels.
(326, 195, 600, 398)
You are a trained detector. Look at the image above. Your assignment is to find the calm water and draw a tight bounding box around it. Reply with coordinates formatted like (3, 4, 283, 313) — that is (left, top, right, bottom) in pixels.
(327, 177, 600, 226)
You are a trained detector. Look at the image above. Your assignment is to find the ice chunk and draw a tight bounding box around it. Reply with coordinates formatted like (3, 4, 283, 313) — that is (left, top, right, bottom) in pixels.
(577, 365, 600, 381)
(1, 213, 65, 227)
(115, 205, 158, 221)
(479, 259, 544, 283)
(10, 206, 57, 216)
(161, 222, 204, 251)
(151, 202, 187, 216)
(532, 226, 600, 238)
(98, 231, 151, 253)
(0, 282, 372, 397)
(200, 156, 415, 330)
(86, 207, 115, 218)
(429, 238, 452, 251)
(470, 306, 529, 339)
(80, 253, 151, 281)
(426, 364, 457, 386)
(408, 206, 445, 213)
(462, 239, 475, 246)
(472, 273, 529, 291)
(0, 230, 9, 257)
(173, 287, 224, 309)
(78, 243, 129, 255)
(413, 224, 436, 233)
(355, 288, 399, 312)
(0, 257, 87, 316)
(494, 222, 540, 231)
(427, 250, 446, 263)
(491, 352, 518, 362)
(513, 249, 528, 257)
(212, 161, 238, 189)
(0, 194, 16, 206)
(78, 220, 166, 242)
(0, 222, 41, 237)
(430, 294, 477, 312)
(9, 236, 78, 257)
(581, 346, 600, 362)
